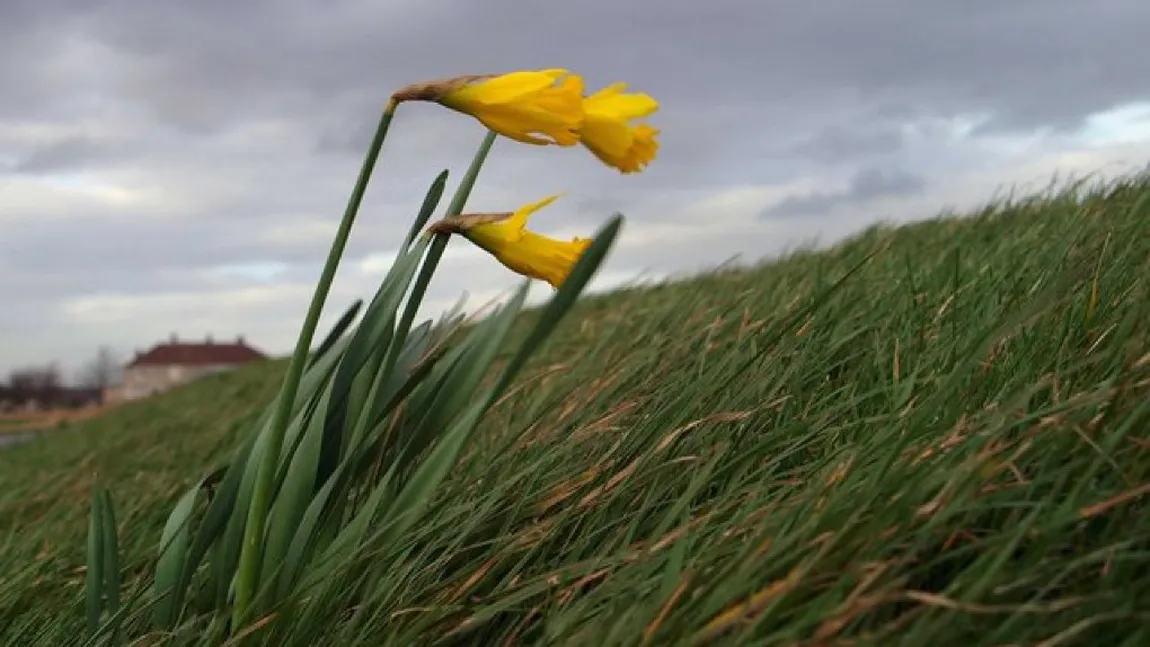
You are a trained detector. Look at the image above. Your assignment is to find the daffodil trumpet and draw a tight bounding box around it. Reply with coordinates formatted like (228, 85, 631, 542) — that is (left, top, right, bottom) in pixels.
(579, 82, 661, 173)
(427, 194, 591, 289)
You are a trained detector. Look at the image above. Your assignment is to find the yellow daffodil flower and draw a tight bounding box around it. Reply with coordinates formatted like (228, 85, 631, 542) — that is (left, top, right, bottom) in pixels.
(580, 82, 660, 173)
(427, 194, 592, 289)
(391, 70, 584, 146)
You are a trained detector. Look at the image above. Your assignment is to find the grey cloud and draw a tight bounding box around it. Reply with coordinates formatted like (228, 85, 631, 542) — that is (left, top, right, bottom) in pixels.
(764, 167, 927, 219)
(791, 125, 907, 165)
(13, 136, 109, 173)
(2, 0, 1150, 377)
(436, 0, 1150, 130)
(4, 1, 1145, 184)
(851, 167, 926, 199)
(5, 0, 1148, 137)
(0, 204, 419, 298)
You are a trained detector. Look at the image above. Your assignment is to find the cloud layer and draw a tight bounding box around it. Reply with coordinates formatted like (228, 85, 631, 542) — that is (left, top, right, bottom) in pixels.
(3, 0, 1150, 378)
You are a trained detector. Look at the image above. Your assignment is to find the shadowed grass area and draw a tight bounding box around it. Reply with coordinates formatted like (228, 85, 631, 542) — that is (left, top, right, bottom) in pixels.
(2, 173, 1148, 645)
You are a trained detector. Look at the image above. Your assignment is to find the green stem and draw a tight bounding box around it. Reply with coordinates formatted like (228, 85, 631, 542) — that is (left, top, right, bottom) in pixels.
(445, 130, 498, 217)
(232, 102, 398, 631)
(396, 131, 498, 344)
(354, 130, 498, 455)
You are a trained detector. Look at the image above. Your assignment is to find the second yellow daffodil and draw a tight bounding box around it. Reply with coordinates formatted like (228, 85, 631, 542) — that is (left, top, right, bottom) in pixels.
(427, 195, 592, 289)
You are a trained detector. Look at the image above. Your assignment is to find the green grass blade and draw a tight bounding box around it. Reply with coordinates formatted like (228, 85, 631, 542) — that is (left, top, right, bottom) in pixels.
(151, 475, 210, 628)
(322, 239, 430, 456)
(402, 169, 449, 249)
(307, 299, 363, 370)
(257, 382, 337, 609)
(97, 488, 121, 644)
(490, 214, 624, 399)
(233, 101, 399, 627)
(84, 484, 106, 636)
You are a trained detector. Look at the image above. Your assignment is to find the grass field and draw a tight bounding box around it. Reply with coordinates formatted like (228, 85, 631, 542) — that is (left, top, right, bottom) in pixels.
(0, 408, 111, 435)
(1, 173, 1148, 646)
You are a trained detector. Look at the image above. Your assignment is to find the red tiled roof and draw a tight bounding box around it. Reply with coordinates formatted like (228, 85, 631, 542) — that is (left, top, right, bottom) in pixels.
(127, 338, 267, 367)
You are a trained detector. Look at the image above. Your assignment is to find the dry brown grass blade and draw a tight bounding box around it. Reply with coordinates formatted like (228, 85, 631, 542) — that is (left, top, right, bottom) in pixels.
(642, 573, 692, 646)
(499, 607, 541, 647)
(824, 454, 854, 488)
(533, 467, 601, 516)
(692, 567, 803, 644)
(648, 513, 715, 554)
(1078, 481, 1150, 519)
(556, 567, 611, 605)
(811, 561, 898, 642)
(448, 555, 500, 602)
(578, 459, 641, 508)
(1034, 611, 1133, 647)
(811, 592, 895, 643)
(654, 410, 757, 453)
(220, 613, 278, 646)
(903, 590, 1082, 614)
(568, 400, 641, 444)
(491, 363, 570, 409)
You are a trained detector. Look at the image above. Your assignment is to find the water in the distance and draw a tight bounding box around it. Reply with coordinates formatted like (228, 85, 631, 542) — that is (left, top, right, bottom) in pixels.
(0, 431, 38, 450)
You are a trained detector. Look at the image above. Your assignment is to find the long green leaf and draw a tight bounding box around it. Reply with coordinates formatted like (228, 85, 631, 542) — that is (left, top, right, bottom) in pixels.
(490, 214, 624, 400)
(151, 474, 211, 628)
(257, 380, 338, 608)
(372, 284, 531, 545)
(233, 98, 399, 628)
(293, 287, 528, 603)
(323, 239, 430, 460)
(84, 484, 122, 642)
(98, 488, 121, 644)
(402, 169, 449, 248)
(85, 484, 106, 635)
(202, 333, 353, 611)
(307, 299, 363, 371)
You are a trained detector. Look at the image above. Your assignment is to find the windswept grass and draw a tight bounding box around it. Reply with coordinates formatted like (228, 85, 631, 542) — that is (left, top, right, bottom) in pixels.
(2, 173, 1149, 646)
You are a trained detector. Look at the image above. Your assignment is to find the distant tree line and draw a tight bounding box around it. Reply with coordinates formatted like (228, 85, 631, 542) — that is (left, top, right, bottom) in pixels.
(0, 347, 121, 411)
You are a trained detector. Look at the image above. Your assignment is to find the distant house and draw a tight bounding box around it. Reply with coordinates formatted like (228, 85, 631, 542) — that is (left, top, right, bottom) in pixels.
(106, 334, 267, 403)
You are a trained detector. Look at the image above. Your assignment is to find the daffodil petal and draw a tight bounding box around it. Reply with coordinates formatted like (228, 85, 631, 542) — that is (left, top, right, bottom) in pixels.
(462, 69, 571, 106)
(439, 71, 584, 146)
(581, 113, 635, 159)
(585, 92, 659, 122)
(505, 193, 564, 234)
(586, 82, 628, 102)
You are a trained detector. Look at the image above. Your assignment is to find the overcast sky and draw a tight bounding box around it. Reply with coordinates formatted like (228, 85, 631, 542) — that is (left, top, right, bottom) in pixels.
(3, 0, 1150, 380)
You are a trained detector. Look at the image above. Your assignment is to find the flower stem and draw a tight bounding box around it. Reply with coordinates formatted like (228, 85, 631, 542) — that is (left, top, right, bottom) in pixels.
(446, 130, 498, 217)
(231, 101, 398, 631)
(392, 130, 498, 359)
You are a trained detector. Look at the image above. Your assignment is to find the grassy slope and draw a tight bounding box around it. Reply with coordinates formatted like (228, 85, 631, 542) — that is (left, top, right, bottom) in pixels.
(1, 176, 1148, 646)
